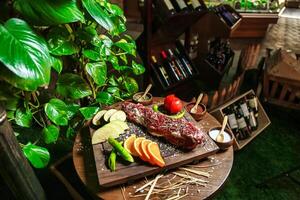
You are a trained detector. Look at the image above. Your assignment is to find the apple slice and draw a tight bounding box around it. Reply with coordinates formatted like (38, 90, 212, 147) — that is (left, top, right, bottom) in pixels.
(110, 110, 126, 122)
(110, 120, 129, 130)
(92, 110, 107, 126)
(103, 109, 118, 122)
(92, 125, 120, 144)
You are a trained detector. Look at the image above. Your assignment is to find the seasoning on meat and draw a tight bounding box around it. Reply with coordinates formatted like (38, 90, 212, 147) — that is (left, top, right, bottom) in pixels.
(122, 102, 205, 150)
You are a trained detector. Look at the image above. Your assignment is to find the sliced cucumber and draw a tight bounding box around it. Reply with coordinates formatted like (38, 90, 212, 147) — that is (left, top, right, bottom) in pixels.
(103, 109, 118, 122)
(92, 125, 120, 144)
(92, 110, 107, 126)
(110, 110, 127, 122)
(110, 120, 129, 130)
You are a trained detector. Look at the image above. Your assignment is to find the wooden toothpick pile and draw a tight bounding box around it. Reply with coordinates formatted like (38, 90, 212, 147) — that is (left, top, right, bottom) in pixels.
(126, 162, 221, 199)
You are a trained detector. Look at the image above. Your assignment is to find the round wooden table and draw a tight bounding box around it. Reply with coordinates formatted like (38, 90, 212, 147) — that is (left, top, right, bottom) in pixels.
(73, 100, 234, 200)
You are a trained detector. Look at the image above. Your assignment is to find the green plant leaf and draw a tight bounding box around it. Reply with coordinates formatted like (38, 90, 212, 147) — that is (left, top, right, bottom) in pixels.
(15, 108, 32, 128)
(96, 91, 114, 105)
(0, 18, 51, 91)
(114, 39, 136, 56)
(51, 56, 63, 73)
(123, 77, 139, 95)
(85, 62, 107, 86)
(66, 103, 80, 119)
(82, 0, 115, 32)
(56, 73, 92, 99)
(66, 126, 75, 138)
(113, 65, 129, 71)
(108, 75, 118, 86)
(119, 54, 128, 64)
(22, 143, 50, 168)
(96, 35, 113, 57)
(107, 86, 120, 97)
(82, 49, 100, 61)
(14, 0, 84, 25)
(44, 98, 70, 126)
(79, 107, 99, 120)
(132, 61, 145, 75)
(47, 27, 78, 56)
(108, 55, 119, 67)
(43, 125, 60, 144)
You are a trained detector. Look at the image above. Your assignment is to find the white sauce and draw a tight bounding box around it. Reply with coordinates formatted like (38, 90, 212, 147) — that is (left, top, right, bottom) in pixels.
(209, 130, 231, 143)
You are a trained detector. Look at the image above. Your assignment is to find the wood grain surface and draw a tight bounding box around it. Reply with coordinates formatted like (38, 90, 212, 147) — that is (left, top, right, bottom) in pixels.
(73, 98, 234, 199)
(91, 98, 219, 187)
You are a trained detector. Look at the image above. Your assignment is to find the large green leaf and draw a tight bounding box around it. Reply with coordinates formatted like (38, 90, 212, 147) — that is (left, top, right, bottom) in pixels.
(79, 107, 99, 120)
(43, 125, 60, 144)
(123, 77, 139, 95)
(14, 0, 84, 25)
(22, 143, 50, 168)
(44, 98, 77, 126)
(82, 0, 115, 32)
(15, 108, 33, 128)
(82, 49, 101, 61)
(132, 61, 145, 75)
(96, 91, 114, 105)
(0, 18, 51, 91)
(51, 56, 63, 73)
(56, 73, 92, 99)
(85, 62, 107, 86)
(47, 27, 78, 56)
(114, 39, 136, 56)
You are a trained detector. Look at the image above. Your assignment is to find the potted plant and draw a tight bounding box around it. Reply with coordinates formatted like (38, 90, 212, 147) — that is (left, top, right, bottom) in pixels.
(0, 0, 145, 168)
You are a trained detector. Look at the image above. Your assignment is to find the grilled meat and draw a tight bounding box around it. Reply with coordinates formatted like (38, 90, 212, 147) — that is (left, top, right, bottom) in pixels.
(122, 102, 205, 150)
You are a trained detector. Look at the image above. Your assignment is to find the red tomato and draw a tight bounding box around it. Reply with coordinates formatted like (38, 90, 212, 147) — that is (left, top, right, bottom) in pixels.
(164, 94, 176, 110)
(164, 95, 183, 114)
(169, 98, 183, 114)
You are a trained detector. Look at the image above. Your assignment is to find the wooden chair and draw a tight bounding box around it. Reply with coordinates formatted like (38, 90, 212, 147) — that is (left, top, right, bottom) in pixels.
(263, 49, 300, 110)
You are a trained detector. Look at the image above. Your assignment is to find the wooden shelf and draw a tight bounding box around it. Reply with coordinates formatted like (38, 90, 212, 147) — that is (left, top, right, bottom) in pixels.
(231, 12, 278, 38)
(210, 90, 271, 150)
(193, 51, 234, 90)
(152, 9, 208, 46)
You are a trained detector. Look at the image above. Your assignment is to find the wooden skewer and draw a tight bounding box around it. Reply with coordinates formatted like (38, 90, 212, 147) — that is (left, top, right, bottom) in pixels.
(145, 174, 162, 200)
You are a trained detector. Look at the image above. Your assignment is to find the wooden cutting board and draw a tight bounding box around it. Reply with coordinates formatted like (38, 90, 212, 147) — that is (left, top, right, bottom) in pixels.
(90, 98, 219, 187)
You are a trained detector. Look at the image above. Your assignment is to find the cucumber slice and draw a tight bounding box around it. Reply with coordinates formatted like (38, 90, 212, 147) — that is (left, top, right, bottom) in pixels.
(92, 125, 120, 144)
(92, 110, 107, 126)
(103, 109, 118, 122)
(110, 110, 127, 122)
(110, 120, 129, 130)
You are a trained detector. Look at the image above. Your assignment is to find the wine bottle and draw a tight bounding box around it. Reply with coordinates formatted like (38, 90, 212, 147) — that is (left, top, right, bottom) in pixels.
(185, 0, 204, 11)
(247, 94, 258, 119)
(235, 109, 251, 140)
(219, 6, 237, 26)
(248, 107, 258, 131)
(161, 50, 181, 82)
(168, 49, 188, 79)
(224, 106, 240, 138)
(171, 0, 188, 12)
(151, 56, 171, 87)
(155, 0, 176, 18)
(174, 48, 194, 76)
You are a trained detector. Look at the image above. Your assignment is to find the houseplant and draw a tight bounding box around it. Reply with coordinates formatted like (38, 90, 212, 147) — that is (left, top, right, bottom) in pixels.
(0, 0, 145, 168)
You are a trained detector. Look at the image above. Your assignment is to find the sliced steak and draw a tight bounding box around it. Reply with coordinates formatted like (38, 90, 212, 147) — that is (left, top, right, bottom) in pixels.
(122, 102, 205, 150)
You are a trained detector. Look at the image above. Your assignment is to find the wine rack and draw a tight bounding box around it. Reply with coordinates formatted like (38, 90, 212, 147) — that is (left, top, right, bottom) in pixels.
(138, 0, 243, 98)
(210, 90, 271, 150)
(150, 41, 198, 91)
